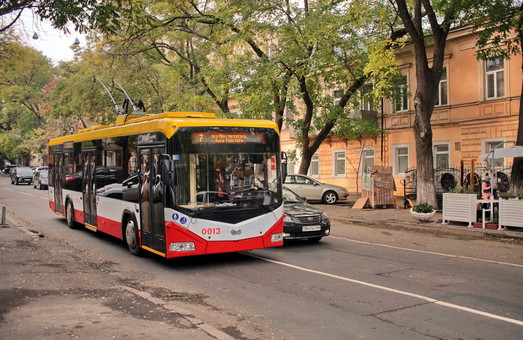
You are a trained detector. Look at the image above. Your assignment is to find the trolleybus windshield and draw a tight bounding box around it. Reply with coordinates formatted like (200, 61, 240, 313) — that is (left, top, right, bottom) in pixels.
(171, 127, 282, 220)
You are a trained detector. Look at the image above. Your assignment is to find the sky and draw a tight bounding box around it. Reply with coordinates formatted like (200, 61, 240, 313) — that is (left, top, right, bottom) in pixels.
(16, 11, 87, 64)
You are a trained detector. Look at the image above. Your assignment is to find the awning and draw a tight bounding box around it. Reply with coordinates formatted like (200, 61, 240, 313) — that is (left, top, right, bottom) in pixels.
(479, 145, 523, 160)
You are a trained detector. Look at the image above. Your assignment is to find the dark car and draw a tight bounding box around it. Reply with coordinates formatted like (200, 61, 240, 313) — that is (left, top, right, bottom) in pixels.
(11, 167, 34, 185)
(33, 170, 49, 190)
(283, 186, 331, 242)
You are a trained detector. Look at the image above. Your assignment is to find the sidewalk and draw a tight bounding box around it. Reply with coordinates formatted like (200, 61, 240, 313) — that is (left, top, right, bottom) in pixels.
(319, 202, 523, 241)
(0, 215, 231, 339)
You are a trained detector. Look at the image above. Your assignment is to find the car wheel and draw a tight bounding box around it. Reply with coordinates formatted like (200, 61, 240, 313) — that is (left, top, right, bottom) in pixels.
(322, 191, 338, 204)
(124, 217, 142, 256)
(66, 200, 79, 229)
(307, 237, 322, 242)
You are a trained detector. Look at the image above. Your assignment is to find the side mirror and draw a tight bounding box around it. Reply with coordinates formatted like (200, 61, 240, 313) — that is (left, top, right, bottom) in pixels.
(281, 151, 288, 183)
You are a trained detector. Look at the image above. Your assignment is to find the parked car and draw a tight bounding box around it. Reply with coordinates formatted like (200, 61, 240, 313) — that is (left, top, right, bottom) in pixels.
(33, 166, 48, 172)
(282, 186, 331, 242)
(33, 170, 49, 190)
(2, 164, 17, 174)
(283, 174, 349, 204)
(10, 167, 34, 185)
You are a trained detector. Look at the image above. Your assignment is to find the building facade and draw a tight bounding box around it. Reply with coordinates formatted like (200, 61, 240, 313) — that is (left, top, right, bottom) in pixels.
(281, 26, 521, 199)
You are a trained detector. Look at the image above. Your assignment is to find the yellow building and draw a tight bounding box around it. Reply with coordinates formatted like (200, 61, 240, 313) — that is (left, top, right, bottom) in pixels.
(281, 26, 521, 201)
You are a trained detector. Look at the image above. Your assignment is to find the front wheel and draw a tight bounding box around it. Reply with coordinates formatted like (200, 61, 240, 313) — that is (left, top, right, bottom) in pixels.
(66, 200, 79, 229)
(322, 191, 338, 204)
(124, 217, 142, 256)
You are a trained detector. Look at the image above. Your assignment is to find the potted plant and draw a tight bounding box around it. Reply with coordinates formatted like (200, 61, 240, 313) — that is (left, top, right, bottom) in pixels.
(410, 202, 435, 222)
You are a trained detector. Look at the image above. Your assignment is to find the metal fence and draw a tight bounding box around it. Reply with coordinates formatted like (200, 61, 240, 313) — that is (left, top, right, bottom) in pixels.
(402, 165, 512, 208)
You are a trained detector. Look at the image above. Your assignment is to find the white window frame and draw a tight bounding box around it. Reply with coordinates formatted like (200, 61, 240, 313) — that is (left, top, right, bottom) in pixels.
(435, 67, 448, 106)
(360, 147, 375, 175)
(485, 58, 505, 99)
(433, 142, 450, 169)
(393, 144, 409, 176)
(361, 83, 374, 111)
(394, 74, 409, 112)
(332, 150, 346, 177)
(482, 138, 506, 168)
(332, 89, 343, 105)
(308, 153, 319, 177)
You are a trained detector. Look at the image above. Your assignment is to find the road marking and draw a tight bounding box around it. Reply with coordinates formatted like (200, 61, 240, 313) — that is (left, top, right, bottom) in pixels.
(248, 253, 523, 326)
(330, 235, 523, 268)
(20, 192, 32, 196)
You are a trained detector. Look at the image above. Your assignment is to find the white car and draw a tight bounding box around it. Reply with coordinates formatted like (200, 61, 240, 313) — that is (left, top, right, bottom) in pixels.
(284, 174, 349, 204)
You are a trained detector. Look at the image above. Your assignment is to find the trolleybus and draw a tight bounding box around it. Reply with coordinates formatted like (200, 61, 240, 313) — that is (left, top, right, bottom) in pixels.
(48, 112, 287, 258)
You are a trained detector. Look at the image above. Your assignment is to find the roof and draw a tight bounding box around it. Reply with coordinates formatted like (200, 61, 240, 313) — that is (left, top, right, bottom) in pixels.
(49, 112, 279, 146)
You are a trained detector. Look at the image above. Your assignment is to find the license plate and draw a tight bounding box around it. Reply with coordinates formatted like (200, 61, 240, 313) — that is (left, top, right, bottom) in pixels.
(302, 225, 321, 232)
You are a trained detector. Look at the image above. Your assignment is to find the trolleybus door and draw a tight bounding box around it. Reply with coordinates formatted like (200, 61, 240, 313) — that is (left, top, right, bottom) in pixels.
(82, 150, 97, 228)
(139, 147, 166, 253)
(53, 153, 64, 214)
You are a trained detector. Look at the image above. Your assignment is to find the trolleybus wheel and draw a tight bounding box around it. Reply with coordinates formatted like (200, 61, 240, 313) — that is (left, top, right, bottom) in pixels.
(124, 217, 142, 256)
(66, 200, 79, 229)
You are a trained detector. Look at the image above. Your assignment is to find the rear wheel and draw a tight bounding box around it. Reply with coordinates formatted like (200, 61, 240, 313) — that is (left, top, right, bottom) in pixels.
(124, 217, 142, 256)
(66, 200, 79, 229)
(322, 191, 338, 204)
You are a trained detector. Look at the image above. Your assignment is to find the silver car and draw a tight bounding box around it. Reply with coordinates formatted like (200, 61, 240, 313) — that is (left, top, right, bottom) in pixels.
(283, 174, 349, 204)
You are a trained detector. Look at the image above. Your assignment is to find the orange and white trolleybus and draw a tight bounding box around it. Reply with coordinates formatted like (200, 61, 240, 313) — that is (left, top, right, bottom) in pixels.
(48, 112, 286, 258)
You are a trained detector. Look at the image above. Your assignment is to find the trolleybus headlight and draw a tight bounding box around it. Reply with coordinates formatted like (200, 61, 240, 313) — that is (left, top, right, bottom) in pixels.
(169, 242, 196, 252)
(271, 233, 288, 242)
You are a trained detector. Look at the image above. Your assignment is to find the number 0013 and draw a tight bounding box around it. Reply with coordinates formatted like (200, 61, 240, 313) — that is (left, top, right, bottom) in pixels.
(202, 228, 221, 235)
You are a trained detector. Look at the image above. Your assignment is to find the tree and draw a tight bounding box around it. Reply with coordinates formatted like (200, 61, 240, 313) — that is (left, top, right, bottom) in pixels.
(389, 0, 460, 206)
(1, 0, 125, 34)
(102, 0, 399, 175)
(0, 41, 53, 164)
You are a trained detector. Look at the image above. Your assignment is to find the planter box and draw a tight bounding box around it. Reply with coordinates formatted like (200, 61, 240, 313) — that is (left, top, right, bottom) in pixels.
(442, 193, 477, 227)
(499, 199, 523, 228)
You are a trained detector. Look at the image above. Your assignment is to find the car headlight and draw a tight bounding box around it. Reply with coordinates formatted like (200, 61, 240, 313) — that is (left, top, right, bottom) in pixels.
(321, 212, 329, 221)
(284, 214, 295, 223)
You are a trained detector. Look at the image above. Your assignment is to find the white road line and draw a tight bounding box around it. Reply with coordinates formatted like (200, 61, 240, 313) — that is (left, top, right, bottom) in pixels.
(248, 253, 523, 326)
(20, 192, 32, 196)
(330, 235, 523, 268)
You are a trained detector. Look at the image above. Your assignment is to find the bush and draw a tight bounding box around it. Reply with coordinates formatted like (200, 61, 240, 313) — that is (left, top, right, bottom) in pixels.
(412, 202, 434, 213)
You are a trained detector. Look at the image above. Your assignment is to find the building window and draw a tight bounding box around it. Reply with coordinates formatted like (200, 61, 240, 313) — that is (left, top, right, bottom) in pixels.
(484, 139, 505, 167)
(433, 143, 450, 168)
(393, 145, 409, 176)
(485, 58, 504, 99)
(361, 83, 374, 111)
(333, 151, 346, 177)
(332, 89, 343, 105)
(435, 67, 448, 106)
(308, 153, 319, 177)
(394, 74, 408, 112)
(361, 148, 375, 173)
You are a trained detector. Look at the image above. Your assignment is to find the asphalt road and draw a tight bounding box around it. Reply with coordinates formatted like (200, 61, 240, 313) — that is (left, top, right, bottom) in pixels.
(1, 175, 522, 339)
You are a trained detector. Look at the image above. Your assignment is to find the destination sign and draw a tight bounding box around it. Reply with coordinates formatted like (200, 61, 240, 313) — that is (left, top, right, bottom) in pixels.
(192, 132, 265, 144)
